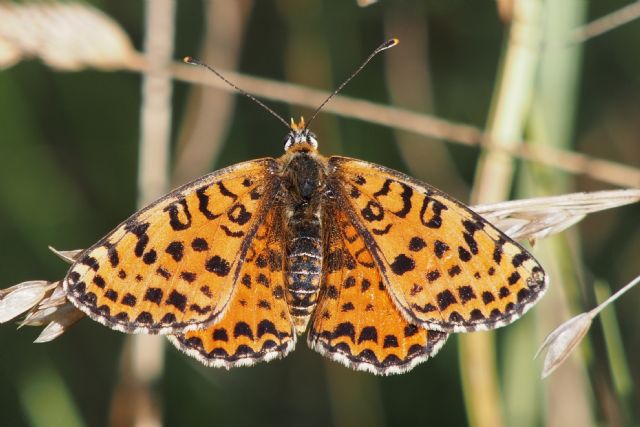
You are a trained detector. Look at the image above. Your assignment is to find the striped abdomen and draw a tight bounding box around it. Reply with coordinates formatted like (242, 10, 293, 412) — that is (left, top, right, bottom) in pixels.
(286, 215, 322, 334)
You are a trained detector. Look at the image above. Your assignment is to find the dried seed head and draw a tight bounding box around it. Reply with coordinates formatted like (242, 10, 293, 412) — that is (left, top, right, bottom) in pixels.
(535, 312, 593, 378)
(0, 280, 55, 323)
(49, 246, 84, 264)
(34, 307, 84, 343)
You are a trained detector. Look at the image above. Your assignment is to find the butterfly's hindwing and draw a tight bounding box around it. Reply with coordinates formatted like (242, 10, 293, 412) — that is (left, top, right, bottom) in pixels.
(308, 203, 448, 375)
(328, 156, 548, 333)
(64, 159, 279, 334)
(169, 205, 297, 367)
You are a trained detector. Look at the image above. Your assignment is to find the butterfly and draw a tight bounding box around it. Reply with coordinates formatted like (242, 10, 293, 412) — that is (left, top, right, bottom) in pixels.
(62, 39, 547, 375)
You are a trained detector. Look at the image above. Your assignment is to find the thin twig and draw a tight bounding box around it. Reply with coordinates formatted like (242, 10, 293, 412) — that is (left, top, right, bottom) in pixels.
(163, 59, 640, 188)
(2, 2, 637, 187)
(571, 1, 640, 44)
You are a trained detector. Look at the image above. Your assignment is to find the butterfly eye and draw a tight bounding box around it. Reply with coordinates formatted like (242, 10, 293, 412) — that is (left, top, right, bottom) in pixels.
(283, 134, 294, 151)
(306, 131, 318, 149)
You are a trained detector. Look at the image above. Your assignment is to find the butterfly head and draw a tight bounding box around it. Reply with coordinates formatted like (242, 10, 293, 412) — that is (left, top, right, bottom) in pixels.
(284, 117, 318, 153)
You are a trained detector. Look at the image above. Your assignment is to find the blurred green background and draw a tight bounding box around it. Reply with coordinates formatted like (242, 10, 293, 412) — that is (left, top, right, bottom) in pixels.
(0, 1, 639, 426)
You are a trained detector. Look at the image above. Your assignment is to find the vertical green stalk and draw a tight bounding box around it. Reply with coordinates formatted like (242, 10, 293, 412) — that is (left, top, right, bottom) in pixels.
(460, 1, 544, 427)
(520, 2, 596, 426)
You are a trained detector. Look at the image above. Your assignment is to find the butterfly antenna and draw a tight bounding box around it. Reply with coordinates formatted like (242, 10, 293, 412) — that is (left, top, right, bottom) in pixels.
(305, 38, 399, 129)
(183, 56, 290, 129)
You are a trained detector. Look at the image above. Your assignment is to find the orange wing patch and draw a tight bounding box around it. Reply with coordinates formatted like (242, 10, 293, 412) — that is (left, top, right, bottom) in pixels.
(64, 159, 278, 334)
(308, 206, 448, 375)
(328, 157, 547, 333)
(169, 207, 296, 368)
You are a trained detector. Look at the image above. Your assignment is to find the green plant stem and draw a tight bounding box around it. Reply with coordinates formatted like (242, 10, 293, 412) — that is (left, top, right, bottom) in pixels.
(461, 1, 544, 427)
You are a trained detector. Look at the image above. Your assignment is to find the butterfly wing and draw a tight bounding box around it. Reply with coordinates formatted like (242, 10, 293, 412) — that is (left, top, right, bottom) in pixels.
(308, 204, 448, 375)
(327, 156, 548, 333)
(169, 206, 296, 367)
(64, 159, 280, 334)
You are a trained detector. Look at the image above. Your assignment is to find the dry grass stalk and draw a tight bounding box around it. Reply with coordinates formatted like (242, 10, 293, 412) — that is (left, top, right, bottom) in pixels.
(536, 274, 640, 378)
(0, 2, 138, 70)
(1, 3, 638, 187)
(474, 189, 640, 242)
(570, 0, 640, 44)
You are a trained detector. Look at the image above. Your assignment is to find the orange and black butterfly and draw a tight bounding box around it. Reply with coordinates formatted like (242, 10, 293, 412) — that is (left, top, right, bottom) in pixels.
(62, 39, 547, 375)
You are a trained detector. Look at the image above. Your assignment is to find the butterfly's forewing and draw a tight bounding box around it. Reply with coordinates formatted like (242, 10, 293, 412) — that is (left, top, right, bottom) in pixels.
(169, 206, 297, 367)
(64, 159, 279, 334)
(328, 157, 547, 333)
(308, 204, 448, 375)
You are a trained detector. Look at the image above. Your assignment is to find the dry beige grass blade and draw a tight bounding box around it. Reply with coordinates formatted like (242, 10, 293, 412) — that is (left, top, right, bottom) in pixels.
(0, 2, 138, 70)
(0, 280, 55, 323)
(356, 0, 379, 6)
(48, 247, 83, 264)
(33, 307, 84, 343)
(535, 313, 592, 379)
(536, 274, 640, 378)
(172, 61, 640, 188)
(474, 189, 640, 242)
(570, 0, 640, 44)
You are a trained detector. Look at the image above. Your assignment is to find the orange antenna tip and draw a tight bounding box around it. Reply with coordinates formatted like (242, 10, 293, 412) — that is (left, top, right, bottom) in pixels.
(305, 38, 400, 128)
(378, 38, 399, 53)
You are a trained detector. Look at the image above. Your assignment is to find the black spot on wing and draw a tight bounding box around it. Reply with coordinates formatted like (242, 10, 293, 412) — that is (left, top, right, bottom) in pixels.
(191, 237, 209, 252)
(383, 335, 399, 348)
(227, 203, 252, 225)
(434, 240, 449, 259)
(448, 265, 461, 277)
(390, 254, 415, 275)
(508, 271, 521, 285)
(213, 328, 228, 341)
(80, 255, 99, 271)
(409, 237, 426, 251)
(142, 250, 157, 265)
(361, 201, 384, 222)
(205, 255, 231, 277)
(404, 324, 419, 337)
(105, 289, 118, 302)
(122, 293, 137, 307)
(257, 319, 277, 338)
(217, 182, 238, 201)
(482, 291, 495, 304)
(166, 290, 187, 312)
(163, 199, 192, 230)
(394, 183, 413, 218)
(358, 326, 378, 344)
(437, 290, 456, 310)
(234, 321, 253, 339)
(180, 271, 196, 283)
(458, 246, 472, 262)
(512, 252, 531, 267)
(196, 186, 220, 220)
(92, 275, 105, 288)
(144, 288, 163, 305)
(458, 286, 476, 303)
(419, 195, 448, 229)
(332, 322, 356, 342)
(166, 241, 184, 262)
(426, 270, 441, 283)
